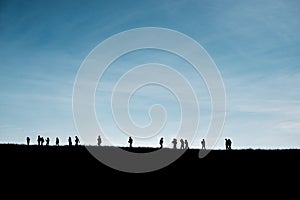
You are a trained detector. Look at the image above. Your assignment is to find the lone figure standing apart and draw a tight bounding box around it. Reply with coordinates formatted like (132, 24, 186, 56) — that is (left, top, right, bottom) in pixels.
(159, 137, 164, 148)
(128, 136, 133, 148)
(97, 135, 102, 146)
(201, 139, 206, 150)
(26, 137, 30, 145)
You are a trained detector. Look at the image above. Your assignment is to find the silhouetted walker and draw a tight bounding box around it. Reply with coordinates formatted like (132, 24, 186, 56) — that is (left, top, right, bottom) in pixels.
(45, 137, 50, 146)
(172, 138, 177, 149)
(26, 137, 30, 145)
(97, 135, 102, 146)
(56, 137, 59, 146)
(180, 139, 184, 149)
(68, 137, 72, 146)
(201, 139, 206, 150)
(37, 135, 41, 146)
(40, 137, 44, 146)
(228, 139, 232, 150)
(159, 137, 164, 148)
(128, 137, 133, 148)
(75, 136, 80, 146)
(185, 139, 189, 149)
(225, 138, 232, 150)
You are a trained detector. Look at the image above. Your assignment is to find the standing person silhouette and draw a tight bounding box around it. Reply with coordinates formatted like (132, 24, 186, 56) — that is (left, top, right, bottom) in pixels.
(184, 139, 189, 149)
(37, 135, 41, 146)
(225, 139, 229, 150)
(56, 137, 59, 146)
(172, 138, 177, 149)
(128, 137, 133, 148)
(26, 137, 30, 145)
(45, 137, 50, 146)
(97, 135, 102, 146)
(75, 136, 80, 146)
(159, 137, 164, 148)
(201, 139, 206, 150)
(180, 139, 184, 149)
(228, 139, 232, 150)
(40, 137, 44, 146)
(68, 137, 72, 146)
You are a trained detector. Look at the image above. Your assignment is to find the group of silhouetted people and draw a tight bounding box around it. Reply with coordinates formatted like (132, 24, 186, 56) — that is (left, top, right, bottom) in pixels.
(68, 136, 80, 146)
(171, 138, 189, 149)
(127, 137, 165, 148)
(36, 135, 52, 146)
(26, 135, 81, 146)
(34, 135, 60, 146)
(126, 137, 209, 150)
(26, 134, 233, 150)
(66, 136, 80, 146)
(26, 135, 103, 146)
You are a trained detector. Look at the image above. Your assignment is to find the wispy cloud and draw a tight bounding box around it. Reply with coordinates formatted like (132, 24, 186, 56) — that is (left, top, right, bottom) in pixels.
(275, 121, 300, 133)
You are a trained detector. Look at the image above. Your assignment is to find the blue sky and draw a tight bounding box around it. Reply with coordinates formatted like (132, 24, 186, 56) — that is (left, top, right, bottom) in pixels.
(1, 0, 300, 148)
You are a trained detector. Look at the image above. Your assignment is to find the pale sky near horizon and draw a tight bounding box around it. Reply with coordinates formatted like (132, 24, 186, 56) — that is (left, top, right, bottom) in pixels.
(1, 0, 300, 149)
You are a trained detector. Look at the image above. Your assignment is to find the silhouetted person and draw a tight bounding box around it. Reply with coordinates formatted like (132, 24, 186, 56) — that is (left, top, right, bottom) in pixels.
(75, 136, 80, 146)
(128, 137, 133, 148)
(45, 137, 50, 146)
(26, 137, 30, 145)
(56, 137, 59, 146)
(201, 139, 206, 150)
(185, 139, 189, 149)
(97, 135, 102, 146)
(37, 135, 41, 146)
(225, 138, 232, 150)
(180, 139, 184, 149)
(68, 137, 72, 146)
(172, 138, 177, 149)
(159, 137, 164, 148)
(40, 137, 44, 146)
(228, 139, 232, 150)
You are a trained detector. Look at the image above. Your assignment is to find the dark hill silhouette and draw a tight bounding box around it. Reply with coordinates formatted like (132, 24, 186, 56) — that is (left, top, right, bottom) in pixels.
(1, 144, 299, 195)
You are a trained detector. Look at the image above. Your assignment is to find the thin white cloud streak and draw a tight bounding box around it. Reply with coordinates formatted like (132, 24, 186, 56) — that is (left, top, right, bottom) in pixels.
(232, 99, 300, 115)
(0, 92, 71, 104)
(275, 121, 300, 133)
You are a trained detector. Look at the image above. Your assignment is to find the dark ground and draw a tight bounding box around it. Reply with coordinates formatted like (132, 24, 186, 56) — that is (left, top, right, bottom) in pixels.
(1, 144, 299, 196)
